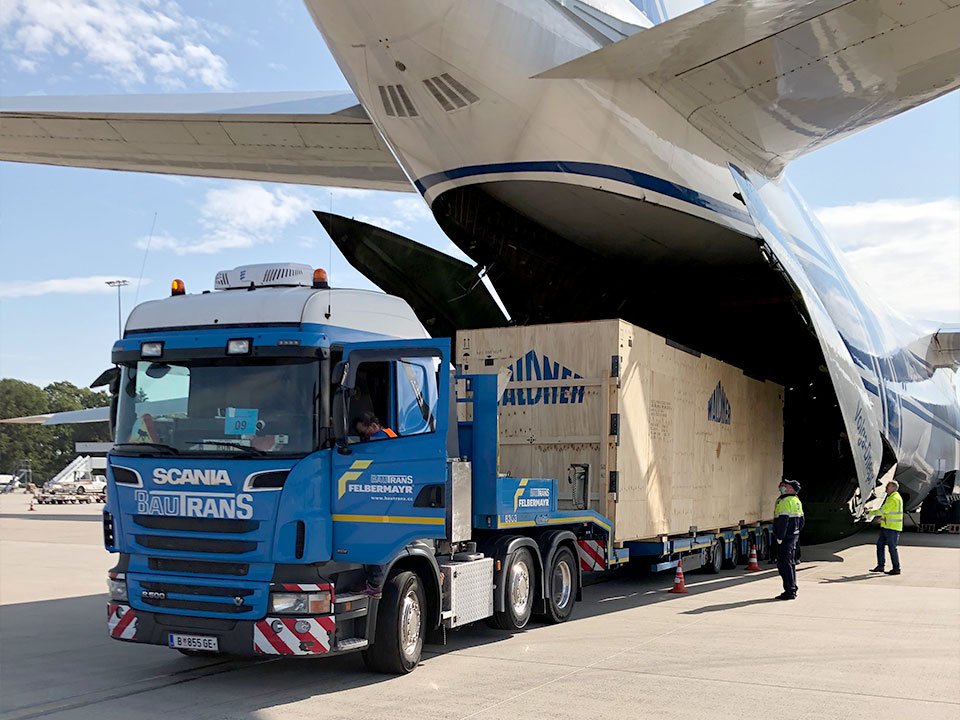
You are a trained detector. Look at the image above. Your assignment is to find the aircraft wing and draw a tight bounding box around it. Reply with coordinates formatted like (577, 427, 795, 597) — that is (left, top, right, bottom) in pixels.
(538, 0, 960, 176)
(0, 91, 412, 192)
(0, 406, 110, 425)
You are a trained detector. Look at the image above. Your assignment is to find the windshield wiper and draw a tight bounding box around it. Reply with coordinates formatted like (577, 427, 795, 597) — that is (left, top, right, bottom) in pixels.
(113, 442, 180, 455)
(184, 440, 267, 456)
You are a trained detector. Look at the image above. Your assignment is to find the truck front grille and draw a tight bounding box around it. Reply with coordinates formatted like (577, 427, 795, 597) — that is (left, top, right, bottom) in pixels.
(133, 515, 260, 533)
(130, 576, 263, 618)
(135, 535, 257, 554)
(148, 558, 249, 576)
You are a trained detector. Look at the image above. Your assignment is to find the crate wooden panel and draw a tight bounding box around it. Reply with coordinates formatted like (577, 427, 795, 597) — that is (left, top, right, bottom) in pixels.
(458, 319, 784, 543)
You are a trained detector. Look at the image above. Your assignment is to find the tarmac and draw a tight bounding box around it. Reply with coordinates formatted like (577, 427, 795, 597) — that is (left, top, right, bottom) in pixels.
(1, 493, 958, 720)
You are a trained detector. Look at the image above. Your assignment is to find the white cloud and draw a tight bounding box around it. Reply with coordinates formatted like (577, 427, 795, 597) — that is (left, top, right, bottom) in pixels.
(0, 275, 146, 299)
(355, 197, 432, 234)
(140, 184, 309, 255)
(815, 198, 960, 322)
(0, 0, 230, 89)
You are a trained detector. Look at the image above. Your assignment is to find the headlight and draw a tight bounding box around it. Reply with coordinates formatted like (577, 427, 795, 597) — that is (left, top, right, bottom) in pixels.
(268, 590, 331, 614)
(107, 578, 128, 601)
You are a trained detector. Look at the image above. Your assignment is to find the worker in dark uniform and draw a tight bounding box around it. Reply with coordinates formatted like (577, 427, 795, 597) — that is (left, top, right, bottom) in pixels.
(354, 410, 398, 441)
(774, 479, 804, 600)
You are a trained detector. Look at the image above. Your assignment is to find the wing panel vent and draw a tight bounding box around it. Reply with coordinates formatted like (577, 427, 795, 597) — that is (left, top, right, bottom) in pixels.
(377, 84, 419, 118)
(423, 73, 479, 112)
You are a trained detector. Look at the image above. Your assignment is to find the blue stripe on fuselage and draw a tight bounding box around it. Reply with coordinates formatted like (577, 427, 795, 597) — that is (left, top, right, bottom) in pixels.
(414, 161, 753, 225)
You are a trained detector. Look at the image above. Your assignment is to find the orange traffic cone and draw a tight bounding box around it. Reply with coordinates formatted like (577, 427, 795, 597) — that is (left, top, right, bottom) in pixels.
(668, 560, 688, 594)
(28, 498, 36, 511)
(745, 543, 762, 571)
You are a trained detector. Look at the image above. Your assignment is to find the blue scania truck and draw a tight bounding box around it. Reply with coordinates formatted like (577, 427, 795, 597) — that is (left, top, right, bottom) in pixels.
(101, 263, 775, 673)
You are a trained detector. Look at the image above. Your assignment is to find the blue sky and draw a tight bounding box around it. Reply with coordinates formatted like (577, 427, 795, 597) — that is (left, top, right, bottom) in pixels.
(0, 0, 958, 389)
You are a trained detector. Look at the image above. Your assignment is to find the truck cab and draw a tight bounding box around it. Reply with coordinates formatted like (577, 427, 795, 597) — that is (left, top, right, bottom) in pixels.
(105, 265, 444, 665)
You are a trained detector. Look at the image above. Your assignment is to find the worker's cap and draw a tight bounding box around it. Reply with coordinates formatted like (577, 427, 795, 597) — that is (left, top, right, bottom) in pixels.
(780, 479, 801, 492)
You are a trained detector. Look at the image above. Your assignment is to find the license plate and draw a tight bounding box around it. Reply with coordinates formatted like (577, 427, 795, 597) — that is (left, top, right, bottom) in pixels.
(168, 633, 219, 652)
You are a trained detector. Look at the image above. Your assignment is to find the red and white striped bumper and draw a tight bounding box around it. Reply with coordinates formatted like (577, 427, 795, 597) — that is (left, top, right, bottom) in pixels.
(254, 616, 336, 655)
(107, 603, 138, 640)
(577, 539, 607, 571)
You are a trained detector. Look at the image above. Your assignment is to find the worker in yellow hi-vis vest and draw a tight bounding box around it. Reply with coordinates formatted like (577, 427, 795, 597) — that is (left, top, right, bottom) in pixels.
(869, 480, 904, 576)
(774, 479, 804, 600)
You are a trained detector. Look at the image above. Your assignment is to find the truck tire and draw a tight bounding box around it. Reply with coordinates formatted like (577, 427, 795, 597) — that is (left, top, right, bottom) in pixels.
(703, 539, 723, 574)
(722, 538, 741, 569)
(362, 571, 425, 674)
(76, 486, 86, 494)
(488, 547, 535, 631)
(540, 546, 577, 624)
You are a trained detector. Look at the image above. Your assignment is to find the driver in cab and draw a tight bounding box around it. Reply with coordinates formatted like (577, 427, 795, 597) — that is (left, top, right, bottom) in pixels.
(354, 411, 397, 441)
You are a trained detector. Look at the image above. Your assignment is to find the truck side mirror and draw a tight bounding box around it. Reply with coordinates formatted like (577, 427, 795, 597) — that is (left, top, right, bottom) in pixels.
(331, 387, 351, 454)
(91, 366, 121, 440)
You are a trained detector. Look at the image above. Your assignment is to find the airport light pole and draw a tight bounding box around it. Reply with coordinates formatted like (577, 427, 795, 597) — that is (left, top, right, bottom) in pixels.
(105, 280, 129, 337)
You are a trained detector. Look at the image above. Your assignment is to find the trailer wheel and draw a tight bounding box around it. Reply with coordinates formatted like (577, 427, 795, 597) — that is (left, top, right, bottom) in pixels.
(758, 529, 771, 561)
(488, 547, 535, 631)
(541, 546, 577, 624)
(703, 539, 723, 574)
(722, 538, 741, 569)
(363, 571, 424, 674)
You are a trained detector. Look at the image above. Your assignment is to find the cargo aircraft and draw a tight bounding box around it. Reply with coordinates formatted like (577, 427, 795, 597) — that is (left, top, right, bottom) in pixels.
(2, 0, 958, 537)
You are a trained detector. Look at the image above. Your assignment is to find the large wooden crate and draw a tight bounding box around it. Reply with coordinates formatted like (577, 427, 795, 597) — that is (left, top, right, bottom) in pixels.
(457, 320, 783, 543)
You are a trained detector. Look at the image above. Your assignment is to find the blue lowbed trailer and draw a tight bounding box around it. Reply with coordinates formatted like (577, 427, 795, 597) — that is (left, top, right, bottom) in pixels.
(100, 263, 777, 674)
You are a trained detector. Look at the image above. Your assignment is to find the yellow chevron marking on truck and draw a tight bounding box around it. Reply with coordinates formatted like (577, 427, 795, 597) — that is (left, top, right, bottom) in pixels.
(332, 514, 444, 526)
(337, 460, 374, 499)
(513, 478, 529, 511)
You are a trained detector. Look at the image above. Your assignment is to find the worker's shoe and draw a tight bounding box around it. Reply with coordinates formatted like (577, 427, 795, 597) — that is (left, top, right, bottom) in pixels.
(869, 566, 885, 572)
(885, 568, 901, 576)
(775, 592, 796, 601)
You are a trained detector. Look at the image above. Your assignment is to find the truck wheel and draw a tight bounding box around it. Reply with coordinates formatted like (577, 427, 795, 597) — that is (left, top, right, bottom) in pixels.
(722, 538, 741, 569)
(488, 547, 535, 631)
(703, 539, 723, 574)
(363, 571, 425, 674)
(541, 546, 577, 624)
(76, 486, 86, 494)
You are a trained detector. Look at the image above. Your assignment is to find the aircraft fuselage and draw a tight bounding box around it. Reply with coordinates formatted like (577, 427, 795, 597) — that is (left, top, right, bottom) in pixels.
(306, 0, 959, 523)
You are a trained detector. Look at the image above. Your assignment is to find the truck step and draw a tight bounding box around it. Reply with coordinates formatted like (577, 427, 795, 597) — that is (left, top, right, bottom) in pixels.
(336, 638, 369, 651)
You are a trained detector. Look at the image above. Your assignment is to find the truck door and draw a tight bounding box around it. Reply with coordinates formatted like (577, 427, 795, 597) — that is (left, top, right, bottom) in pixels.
(330, 338, 450, 565)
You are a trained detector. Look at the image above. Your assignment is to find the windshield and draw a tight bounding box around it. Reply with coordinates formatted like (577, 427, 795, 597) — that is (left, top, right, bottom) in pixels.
(115, 358, 318, 456)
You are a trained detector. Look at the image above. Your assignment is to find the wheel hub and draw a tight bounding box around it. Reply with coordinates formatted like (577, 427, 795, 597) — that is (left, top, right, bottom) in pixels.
(510, 560, 531, 615)
(552, 560, 572, 609)
(399, 588, 422, 657)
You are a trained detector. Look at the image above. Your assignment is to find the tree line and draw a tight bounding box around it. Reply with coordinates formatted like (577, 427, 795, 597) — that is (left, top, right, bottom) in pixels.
(0, 379, 111, 484)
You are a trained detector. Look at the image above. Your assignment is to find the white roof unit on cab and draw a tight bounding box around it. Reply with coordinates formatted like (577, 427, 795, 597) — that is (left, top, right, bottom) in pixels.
(214, 263, 314, 290)
(125, 262, 429, 340)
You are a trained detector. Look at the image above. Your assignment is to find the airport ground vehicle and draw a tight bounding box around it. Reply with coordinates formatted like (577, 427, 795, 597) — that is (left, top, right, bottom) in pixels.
(101, 264, 778, 673)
